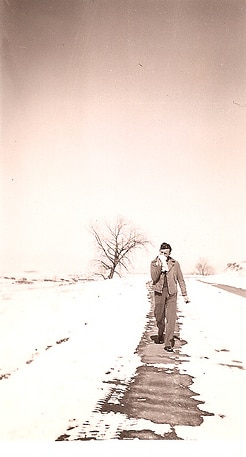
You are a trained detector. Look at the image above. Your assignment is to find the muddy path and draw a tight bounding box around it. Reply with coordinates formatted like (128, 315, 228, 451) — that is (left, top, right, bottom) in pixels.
(56, 283, 213, 441)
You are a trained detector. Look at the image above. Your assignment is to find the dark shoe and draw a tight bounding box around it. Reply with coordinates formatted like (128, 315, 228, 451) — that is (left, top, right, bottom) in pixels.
(150, 335, 164, 344)
(164, 346, 174, 352)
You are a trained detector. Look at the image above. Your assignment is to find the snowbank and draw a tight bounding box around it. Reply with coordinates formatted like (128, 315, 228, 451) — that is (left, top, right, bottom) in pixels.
(193, 261, 246, 289)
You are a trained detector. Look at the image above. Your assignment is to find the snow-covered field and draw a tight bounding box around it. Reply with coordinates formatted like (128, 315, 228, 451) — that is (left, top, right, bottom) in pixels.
(177, 276, 246, 440)
(196, 261, 246, 290)
(0, 269, 246, 455)
(0, 274, 150, 441)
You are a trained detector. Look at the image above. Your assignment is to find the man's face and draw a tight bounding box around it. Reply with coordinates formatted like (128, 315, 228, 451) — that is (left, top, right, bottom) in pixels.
(160, 248, 171, 257)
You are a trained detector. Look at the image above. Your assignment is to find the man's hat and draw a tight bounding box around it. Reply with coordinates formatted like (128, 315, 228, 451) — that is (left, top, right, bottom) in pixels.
(160, 242, 172, 251)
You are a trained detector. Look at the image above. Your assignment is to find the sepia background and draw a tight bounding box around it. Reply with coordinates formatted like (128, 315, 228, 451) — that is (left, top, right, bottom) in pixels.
(1, 0, 246, 276)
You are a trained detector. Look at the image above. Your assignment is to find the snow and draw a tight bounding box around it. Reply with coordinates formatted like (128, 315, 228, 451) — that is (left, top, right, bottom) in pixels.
(196, 260, 246, 289)
(0, 269, 246, 455)
(177, 277, 246, 440)
(0, 275, 149, 441)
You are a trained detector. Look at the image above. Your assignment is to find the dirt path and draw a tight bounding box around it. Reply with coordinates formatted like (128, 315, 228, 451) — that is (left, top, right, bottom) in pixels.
(57, 282, 213, 440)
(99, 283, 213, 439)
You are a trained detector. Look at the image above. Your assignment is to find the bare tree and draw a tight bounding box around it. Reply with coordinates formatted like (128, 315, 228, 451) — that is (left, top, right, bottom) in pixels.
(90, 218, 150, 279)
(195, 257, 214, 276)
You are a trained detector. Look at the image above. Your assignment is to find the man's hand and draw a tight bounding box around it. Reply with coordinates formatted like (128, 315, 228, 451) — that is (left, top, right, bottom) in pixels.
(158, 254, 169, 272)
(183, 295, 190, 303)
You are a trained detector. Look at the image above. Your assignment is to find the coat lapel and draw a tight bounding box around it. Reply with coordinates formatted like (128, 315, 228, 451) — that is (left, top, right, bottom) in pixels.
(167, 258, 175, 272)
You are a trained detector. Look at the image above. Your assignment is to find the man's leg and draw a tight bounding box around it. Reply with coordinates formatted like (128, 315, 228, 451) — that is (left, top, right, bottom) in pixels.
(164, 293, 177, 349)
(154, 291, 165, 343)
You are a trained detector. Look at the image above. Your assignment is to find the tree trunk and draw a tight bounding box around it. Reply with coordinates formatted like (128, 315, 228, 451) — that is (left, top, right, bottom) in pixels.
(108, 268, 115, 279)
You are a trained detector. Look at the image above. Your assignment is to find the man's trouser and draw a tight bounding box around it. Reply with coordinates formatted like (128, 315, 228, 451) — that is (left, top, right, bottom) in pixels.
(154, 287, 177, 347)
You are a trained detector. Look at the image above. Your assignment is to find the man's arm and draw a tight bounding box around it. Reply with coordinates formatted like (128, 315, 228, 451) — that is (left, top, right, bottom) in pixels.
(150, 258, 162, 284)
(176, 262, 188, 297)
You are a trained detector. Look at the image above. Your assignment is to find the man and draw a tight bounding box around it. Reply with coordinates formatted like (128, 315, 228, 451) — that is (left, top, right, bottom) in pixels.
(150, 242, 189, 352)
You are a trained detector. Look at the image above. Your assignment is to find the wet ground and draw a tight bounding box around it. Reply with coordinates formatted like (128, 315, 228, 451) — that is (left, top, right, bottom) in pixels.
(56, 282, 213, 441)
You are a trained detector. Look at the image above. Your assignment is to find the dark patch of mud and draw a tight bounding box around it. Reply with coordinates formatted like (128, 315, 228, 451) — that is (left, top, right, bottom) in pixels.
(219, 362, 244, 370)
(119, 427, 181, 440)
(56, 337, 70, 345)
(101, 363, 212, 427)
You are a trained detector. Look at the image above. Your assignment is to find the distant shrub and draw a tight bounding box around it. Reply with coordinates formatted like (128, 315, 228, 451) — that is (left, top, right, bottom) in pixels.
(226, 263, 242, 271)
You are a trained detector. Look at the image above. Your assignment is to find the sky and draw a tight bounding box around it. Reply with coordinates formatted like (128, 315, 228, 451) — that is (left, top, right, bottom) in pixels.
(1, 0, 246, 275)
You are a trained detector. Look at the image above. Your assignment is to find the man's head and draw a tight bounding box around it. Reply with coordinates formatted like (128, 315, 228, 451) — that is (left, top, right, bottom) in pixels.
(159, 242, 172, 257)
